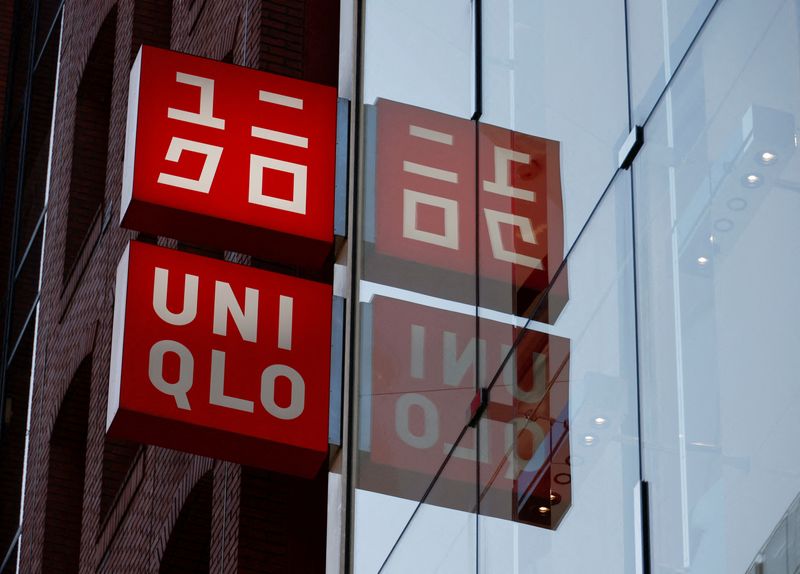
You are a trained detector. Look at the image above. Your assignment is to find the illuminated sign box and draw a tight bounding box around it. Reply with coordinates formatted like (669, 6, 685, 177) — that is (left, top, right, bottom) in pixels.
(360, 296, 571, 529)
(366, 99, 567, 320)
(108, 240, 332, 477)
(122, 46, 337, 269)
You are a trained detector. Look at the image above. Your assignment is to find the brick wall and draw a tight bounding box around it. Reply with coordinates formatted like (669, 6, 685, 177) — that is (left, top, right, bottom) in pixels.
(17, 0, 339, 571)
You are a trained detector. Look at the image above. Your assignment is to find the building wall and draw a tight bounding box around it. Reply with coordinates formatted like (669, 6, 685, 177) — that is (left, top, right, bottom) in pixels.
(17, 0, 338, 572)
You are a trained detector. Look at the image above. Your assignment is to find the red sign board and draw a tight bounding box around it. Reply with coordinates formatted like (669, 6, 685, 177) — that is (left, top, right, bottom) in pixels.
(362, 296, 571, 528)
(108, 240, 332, 477)
(122, 46, 337, 269)
(371, 99, 566, 317)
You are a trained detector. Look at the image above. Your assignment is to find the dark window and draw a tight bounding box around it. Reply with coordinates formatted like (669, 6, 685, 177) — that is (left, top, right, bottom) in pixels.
(42, 356, 91, 573)
(239, 466, 327, 573)
(132, 0, 171, 60)
(259, 0, 339, 85)
(99, 437, 139, 521)
(63, 7, 116, 283)
(159, 471, 213, 574)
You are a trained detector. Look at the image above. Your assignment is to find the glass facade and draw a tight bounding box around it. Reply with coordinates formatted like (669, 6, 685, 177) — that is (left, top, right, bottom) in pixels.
(0, 1, 61, 570)
(346, 0, 800, 572)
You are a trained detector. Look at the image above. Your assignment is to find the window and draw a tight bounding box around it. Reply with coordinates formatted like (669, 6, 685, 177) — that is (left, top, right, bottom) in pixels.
(63, 7, 116, 283)
(42, 356, 92, 572)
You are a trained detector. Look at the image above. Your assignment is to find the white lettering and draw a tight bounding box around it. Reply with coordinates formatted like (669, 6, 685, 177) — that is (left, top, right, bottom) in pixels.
(504, 417, 545, 479)
(395, 393, 439, 449)
(157, 137, 223, 194)
(402, 189, 459, 249)
(213, 281, 259, 342)
(260, 364, 305, 420)
(167, 72, 225, 129)
(445, 418, 489, 463)
(277, 295, 293, 351)
(152, 267, 198, 326)
(209, 349, 255, 412)
(249, 154, 307, 214)
(502, 344, 547, 404)
(483, 146, 535, 201)
(484, 208, 543, 270)
(149, 340, 194, 410)
(410, 324, 425, 379)
(443, 332, 486, 387)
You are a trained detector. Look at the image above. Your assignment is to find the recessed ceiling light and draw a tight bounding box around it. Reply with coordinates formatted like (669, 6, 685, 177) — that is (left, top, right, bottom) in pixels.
(584, 435, 595, 446)
(697, 256, 709, 266)
(743, 173, 762, 188)
(593, 416, 607, 426)
(760, 151, 777, 165)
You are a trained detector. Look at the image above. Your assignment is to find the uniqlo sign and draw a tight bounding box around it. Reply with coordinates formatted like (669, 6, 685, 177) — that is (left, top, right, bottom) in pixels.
(363, 296, 571, 528)
(371, 99, 565, 316)
(107, 241, 332, 477)
(122, 46, 336, 268)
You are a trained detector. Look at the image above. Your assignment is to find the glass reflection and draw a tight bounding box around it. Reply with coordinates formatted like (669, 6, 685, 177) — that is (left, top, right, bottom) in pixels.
(358, 294, 571, 531)
(634, 0, 800, 571)
(482, 0, 629, 250)
(478, 172, 639, 574)
(364, 99, 567, 318)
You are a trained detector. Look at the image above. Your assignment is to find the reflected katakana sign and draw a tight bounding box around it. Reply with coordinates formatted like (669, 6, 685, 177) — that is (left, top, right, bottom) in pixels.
(367, 99, 566, 319)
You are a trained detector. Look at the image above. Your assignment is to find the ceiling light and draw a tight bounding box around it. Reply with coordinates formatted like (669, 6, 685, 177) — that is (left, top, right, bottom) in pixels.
(583, 435, 595, 446)
(697, 256, 709, 266)
(759, 151, 777, 165)
(593, 416, 607, 426)
(743, 173, 762, 188)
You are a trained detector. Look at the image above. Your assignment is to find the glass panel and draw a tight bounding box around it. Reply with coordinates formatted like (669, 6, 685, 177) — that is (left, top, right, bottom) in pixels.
(0, 119, 23, 295)
(634, 0, 800, 571)
(628, 0, 716, 124)
(4, 1, 33, 126)
(789, 497, 800, 573)
(17, 20, 59, 260)
(763, 520, 788, 573)
(354, 293, 478, 571)
(378, 426, 478, 574)
(482, 0, 629, 251)
(9, 225, 42, 353)
(478, 171, 640, 572)
(35, 0, 62, 56)
(356, 3, 478, 568)
(363, 0, 473, 118)
(0, 319, 33, 569)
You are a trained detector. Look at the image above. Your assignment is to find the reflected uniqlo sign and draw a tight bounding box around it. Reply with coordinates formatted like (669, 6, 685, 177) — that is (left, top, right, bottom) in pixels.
(107, 241, 331, 477)
(372, 99, 565, 315)
(364, 296, 571, 529)
(122, 46, 337, 268)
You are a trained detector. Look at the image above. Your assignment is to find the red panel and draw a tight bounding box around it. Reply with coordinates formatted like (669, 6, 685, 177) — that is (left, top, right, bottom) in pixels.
(108, 241, 332, 477)
(122, 46, 337, 270)
(374, 99, 476, 274)
(372, 99, 565, 317)
(478, 123, 564, 295)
